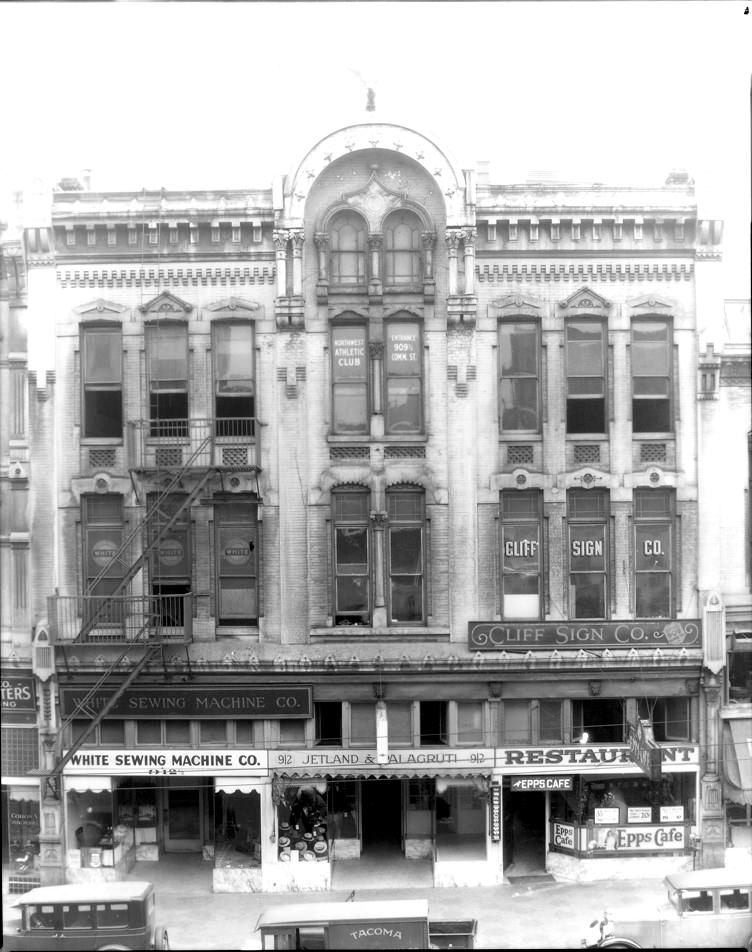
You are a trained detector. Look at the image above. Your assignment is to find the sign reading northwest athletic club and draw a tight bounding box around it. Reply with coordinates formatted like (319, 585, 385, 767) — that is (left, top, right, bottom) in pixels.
(59, 685, 312, 719)
(468, 619, 701, 651)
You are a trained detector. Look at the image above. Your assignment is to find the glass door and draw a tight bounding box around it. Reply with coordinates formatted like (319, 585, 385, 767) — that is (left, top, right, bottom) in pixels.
(164, 786, 203, 852)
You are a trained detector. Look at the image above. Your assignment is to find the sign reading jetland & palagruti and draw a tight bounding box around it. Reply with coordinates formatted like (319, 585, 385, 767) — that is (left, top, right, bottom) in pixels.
(468, 619, 701, 650)
(59, 685, 312, 718)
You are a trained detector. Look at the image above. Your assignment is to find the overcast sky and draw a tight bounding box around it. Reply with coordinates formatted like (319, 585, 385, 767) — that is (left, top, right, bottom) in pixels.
(1, 1, 749, 296)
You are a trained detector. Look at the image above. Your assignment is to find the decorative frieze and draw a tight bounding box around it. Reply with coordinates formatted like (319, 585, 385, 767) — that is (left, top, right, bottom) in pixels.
(476, 262, 693, 282)
(57, 266, 275, 288)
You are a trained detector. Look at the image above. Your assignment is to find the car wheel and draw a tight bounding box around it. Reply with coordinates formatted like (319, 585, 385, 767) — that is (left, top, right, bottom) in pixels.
(97, 946, 131, 951)
(154, 925, 169, 950)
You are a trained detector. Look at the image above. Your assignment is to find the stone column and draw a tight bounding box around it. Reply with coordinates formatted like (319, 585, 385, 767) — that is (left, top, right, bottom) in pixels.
(273, 230, 288, 298)
(421, 232, 435, 281)
(370, 509, 388, 628)
(368, 234, 383, 300)
(463, 229, 476, 295)
(445, 229, 461, 295)
(369, 340, 384, 439)
(290, 230, 304, 296)
(314, 233, 329, 301)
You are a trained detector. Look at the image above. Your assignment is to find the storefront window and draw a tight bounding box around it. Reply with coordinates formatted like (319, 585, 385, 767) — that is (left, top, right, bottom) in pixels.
(388, 702, 413, 747)
(405, 779, 434, 844)
(329, 781, 358, 840)
(7, 789, 40, 874)
(214, 789, 261, 868)
(135, 721, 161, 745)
(551, 774, 695, 832)
(435, 780, 486, 861)
(115, 780, 157, 839)
(457, 702, 484, 745)
(638, 697, 691, 742)
(199, 721, 227, 745)
(275, 782, 330, 862)
(66, 789, 114, 869)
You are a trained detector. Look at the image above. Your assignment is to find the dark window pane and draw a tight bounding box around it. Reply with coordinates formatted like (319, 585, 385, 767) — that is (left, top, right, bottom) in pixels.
(84, 390, 122, 438)
(100, 720, 125, 745)
(336, 527, 368, 573)
(390, 527, 422, 574)
(420, 701, 447, 745)
(567, 397, 605, 433)
(636, 574, 670, 617)
(571, 574, 605, 618)
(570, 525, 606, 570)
(335, 493, 369, 522)
(315, 702, 342, 746)
(336, 576, 369, 612)
(633, 399, 670, 432)
(390, 576, 422, 621)
(501, 378, 538, 430)
(136, 721, 161, 744)
(386, 379, 421, 432)
(500, 323, 537, 375)
(165, 720, 190, 744)
(199, 720, 226, 744)
(539, 701, 562, 742)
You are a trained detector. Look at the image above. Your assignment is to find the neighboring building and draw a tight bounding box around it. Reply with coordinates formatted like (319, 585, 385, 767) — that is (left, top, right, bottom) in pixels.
(697, 297, 752, 868)
(0, 113, 740, 894)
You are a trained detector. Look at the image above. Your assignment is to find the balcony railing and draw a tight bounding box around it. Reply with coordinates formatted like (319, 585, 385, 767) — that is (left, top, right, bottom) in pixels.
(127, 418, 258, 472)
(48, 594, 193, 645)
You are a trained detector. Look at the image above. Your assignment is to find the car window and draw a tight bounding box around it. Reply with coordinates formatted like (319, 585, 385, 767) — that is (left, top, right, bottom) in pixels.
(28, 905, 58, 930)
(719, 888, 750, 912)
(97, 902, 130, 928)
(63, 903, 94, 929)
(684, 889, 714, 913)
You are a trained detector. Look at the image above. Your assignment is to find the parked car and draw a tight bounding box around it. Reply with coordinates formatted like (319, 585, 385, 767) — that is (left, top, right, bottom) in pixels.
(256, 898, 477, 949)
(3, 881, 168, 951)
(581, 867, 752, 949)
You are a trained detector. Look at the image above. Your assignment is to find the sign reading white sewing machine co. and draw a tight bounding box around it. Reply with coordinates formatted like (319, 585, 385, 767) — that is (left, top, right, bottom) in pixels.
(64, 749, 268, 776)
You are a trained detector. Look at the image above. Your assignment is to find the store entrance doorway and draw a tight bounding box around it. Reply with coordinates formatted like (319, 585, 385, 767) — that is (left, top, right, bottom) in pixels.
(504, 789, 546, 874)
(361, 779, 402, 854)
(163, 780, 205, 853)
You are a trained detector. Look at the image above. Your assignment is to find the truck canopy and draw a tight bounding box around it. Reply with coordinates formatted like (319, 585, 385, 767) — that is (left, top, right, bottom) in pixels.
(256, 899, 430, 932)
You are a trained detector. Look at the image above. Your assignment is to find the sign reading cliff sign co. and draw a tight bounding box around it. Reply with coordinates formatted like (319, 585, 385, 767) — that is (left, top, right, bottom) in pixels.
(59, 685, 312, 719)
(468, 620, 701, 650)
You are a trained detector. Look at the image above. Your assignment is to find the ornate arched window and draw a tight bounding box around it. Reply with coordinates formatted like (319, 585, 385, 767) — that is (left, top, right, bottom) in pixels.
(383, 210, 422, 288)
(329, 211, 367, 289)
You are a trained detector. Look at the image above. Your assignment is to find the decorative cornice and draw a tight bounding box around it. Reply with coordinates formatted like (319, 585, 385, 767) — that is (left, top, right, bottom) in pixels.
(139, 290, 193, 316)
(477, 262, 693, 282)
(57, 266, 275, 288)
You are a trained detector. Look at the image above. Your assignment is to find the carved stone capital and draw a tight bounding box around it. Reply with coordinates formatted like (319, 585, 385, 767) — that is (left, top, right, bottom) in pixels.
(369, 340, 385, 360)
(273, 231, 289, 255)
(314, 232, 329, 250)
(445, 229, 462, 251)
(421, 231, 436, 250)
(368, 234, 383, 251)
(289, 230, 305, 252)
(463, 229, 477, 249)
(369, 509, 388, 528)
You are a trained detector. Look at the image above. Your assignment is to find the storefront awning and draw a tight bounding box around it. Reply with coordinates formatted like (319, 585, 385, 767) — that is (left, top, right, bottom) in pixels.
(215, 777, 263, 795)
(64, 776, 112, 794)
(8, 785, 39, 801)
(723, 718, 752, 806)
(274, 770, 488, 782)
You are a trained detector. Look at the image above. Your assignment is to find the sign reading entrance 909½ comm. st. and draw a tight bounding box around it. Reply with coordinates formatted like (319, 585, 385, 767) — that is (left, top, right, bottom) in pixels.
(468, 620, 701, 650)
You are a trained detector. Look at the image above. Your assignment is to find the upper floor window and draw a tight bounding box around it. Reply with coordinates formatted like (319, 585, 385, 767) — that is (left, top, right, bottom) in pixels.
(383, 210, 422, 288)
(332, 324, 368, 434)
(333, 488, 370, 626)
(82, 494, 124, 599)
(330, 318, 423, 436)
(500, 490, 543, 620)
(632, 319, 672, 432)
(315, 702, 343, 746)
(420, 701, 447, 746)
(329, 211, 367, 288)
(568, 489, 609, 619)
(566, 321, 606, 433)
(638, 696, 690, 742)
(146, 323, 188, 437)
(387, 487, 425, 624)
(634, 489, 673, 617)
(213, 322, 254, 438)
(385, 321, 422, 433)
(82, 325, 122, 438)
(214, 498, 258, 626)
(499, 321, 540, 431)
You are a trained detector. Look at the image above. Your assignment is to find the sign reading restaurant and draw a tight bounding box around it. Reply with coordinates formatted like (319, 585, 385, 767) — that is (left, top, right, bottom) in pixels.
(59, 685, 312, 719)
(468, 619, 701, 650)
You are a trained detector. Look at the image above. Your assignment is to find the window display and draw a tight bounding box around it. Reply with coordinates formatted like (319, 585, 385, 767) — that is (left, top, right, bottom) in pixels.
(275, 782, 330, 862)
(214, 789, 261, 868)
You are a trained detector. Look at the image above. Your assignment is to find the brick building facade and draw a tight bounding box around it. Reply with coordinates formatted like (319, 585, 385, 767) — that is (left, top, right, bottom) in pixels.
(1, 117, 746, 892)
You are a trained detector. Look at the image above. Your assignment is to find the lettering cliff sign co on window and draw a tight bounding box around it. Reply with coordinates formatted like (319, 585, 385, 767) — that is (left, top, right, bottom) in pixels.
(468, 620, 701, 650)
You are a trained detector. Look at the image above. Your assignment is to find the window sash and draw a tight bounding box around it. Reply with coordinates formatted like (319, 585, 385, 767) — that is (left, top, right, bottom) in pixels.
(500, 322, 539, 431)
(83, 328, 122, 385)
(147, 325, 188, 390)
(569, 520, 608, 619)
(215, 504, 258, 624)
(385, 322, 422, 433)
(214, 323, 254, 394)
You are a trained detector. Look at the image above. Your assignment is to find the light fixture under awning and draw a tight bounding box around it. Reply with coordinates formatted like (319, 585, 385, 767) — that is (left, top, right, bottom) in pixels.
(64, 776, 112, 794)
(215, 777, 262, 795)
(722, 718, 752, 806)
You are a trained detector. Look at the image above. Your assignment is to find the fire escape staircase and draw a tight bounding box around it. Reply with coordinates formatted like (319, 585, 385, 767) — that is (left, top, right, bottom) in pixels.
(46, 433, 220, 798)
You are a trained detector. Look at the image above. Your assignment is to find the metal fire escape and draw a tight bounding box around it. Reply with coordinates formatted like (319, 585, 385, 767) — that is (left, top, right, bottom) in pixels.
(45, 419, 259, 798)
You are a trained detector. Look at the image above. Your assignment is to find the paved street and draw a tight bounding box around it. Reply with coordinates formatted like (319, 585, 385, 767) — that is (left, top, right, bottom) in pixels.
(2, 866, 672, 950)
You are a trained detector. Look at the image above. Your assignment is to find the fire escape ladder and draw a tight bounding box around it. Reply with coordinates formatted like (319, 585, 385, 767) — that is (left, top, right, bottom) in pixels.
(44, 643, 160, 799)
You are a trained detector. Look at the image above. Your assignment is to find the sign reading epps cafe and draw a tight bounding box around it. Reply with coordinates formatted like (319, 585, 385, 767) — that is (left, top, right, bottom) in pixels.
(468, 620, 701, 651)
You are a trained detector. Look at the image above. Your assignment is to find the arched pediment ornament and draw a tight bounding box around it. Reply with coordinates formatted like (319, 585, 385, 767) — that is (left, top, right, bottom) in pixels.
(139, 290, 193, 317)
(490, 294, 543, 319)
(559, 287, 612, 315)
(74, 299, 129, 320)
(205, 297, 262, 318)
(343, 174, 405, 231)
(628, 294, 674, 314)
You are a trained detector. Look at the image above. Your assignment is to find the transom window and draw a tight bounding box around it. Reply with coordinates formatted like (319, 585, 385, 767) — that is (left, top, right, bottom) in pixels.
(329, 211, 367, 288)
(499, 321, 540, 431)
(632, 319, 672, 432)
(566, 321, 606, 433)
(81, 325, 122, 438)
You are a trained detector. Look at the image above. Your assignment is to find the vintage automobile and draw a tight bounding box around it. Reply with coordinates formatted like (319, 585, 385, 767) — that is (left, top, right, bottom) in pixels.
(255, 898, 477, 949)
(581, 867, 752, 949)
(2, 880, 169, 951)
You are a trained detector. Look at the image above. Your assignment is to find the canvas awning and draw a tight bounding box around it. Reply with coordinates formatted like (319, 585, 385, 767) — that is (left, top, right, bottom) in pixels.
(722, 718, 752, 806)
(64, 776, 112, 794)
(214, 777, 263, 795)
